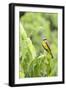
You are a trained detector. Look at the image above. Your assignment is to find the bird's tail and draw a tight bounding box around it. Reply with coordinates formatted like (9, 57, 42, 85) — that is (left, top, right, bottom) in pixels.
(50, 51, 53, 58)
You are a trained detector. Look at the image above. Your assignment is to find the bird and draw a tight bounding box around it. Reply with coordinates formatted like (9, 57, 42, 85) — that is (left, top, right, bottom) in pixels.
(41, 36, 53, 58)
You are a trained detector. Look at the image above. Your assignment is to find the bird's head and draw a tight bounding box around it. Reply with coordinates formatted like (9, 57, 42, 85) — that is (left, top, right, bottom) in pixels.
(41, 35, 47, 41)
(38, 30, 47, 41)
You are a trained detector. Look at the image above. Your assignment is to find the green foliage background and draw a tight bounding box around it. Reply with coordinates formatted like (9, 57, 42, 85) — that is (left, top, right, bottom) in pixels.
(19, 12, 58, 78)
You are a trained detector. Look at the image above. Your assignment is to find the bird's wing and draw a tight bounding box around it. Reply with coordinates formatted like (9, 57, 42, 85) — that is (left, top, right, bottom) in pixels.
(42, 40, 49, 52)
(42, 40, 53, 58)
(46, 42, 53, 58)
(45, 41, 51, 52)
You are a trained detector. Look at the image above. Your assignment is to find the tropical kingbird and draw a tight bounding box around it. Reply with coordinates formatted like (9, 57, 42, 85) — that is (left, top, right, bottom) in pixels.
(42, 37, 53, 58)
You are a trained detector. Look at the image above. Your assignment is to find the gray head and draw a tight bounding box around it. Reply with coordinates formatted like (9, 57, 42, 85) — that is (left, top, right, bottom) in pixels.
(38, 30, 47, 40)
(41, 35, 47, 40)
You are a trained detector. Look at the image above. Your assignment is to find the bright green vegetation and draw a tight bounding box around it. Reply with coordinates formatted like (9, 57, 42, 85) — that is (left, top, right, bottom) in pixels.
(19, 12, 58, 78)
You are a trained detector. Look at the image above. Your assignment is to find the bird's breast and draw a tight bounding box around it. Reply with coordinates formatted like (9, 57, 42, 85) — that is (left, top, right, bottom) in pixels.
(42, 40, 48, 49)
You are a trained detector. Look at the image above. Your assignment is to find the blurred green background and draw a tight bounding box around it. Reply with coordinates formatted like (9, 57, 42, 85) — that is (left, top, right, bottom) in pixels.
(19, 12, 58, 78)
